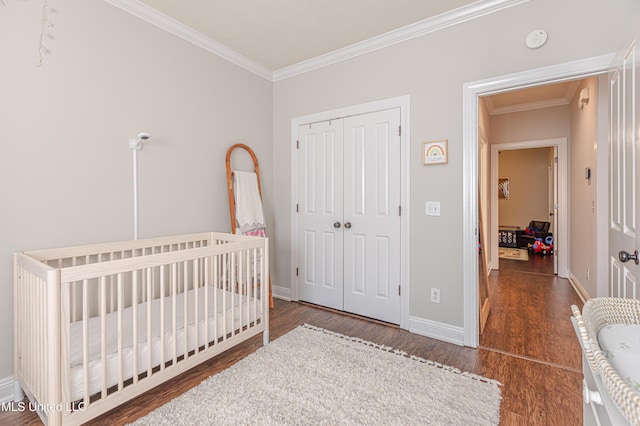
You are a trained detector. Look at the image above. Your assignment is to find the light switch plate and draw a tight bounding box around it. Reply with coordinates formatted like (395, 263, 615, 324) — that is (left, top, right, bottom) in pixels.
(426, 201, 441, 216)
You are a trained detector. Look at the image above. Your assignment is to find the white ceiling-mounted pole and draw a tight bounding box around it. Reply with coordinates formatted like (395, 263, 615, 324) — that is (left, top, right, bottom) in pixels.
(129, 132, 150, 240)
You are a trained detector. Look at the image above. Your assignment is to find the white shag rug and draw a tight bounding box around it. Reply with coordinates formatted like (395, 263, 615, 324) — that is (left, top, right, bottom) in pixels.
(131, 324, 501, 425)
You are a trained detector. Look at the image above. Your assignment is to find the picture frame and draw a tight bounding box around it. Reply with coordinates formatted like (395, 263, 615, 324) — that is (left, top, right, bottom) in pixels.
(423, 140, 448, 165)
(498, 178, 510, 199)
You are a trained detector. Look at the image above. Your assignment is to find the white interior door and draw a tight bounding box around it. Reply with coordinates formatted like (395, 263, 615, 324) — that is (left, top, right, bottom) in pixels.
(297, 109, 401, 323)
(342, 109, 401, 324)
(609, 40, 640, 299)
(297, 120, 344, 310)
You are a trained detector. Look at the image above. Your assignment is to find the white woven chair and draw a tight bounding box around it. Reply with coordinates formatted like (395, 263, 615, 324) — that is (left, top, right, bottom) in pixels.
(572, 297, 640, 426)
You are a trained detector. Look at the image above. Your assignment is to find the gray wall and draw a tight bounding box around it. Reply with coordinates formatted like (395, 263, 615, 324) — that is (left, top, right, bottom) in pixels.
(569, 77, 599, 296)
(272, 0, 638, 328)
(0, 0, 273, 379)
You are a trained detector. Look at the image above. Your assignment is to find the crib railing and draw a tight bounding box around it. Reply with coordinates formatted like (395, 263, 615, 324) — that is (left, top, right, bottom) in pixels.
(14, 232, 269, 426)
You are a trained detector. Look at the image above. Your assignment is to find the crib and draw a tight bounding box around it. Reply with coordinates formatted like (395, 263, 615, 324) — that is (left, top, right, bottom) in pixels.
(14, 231, 269, 426)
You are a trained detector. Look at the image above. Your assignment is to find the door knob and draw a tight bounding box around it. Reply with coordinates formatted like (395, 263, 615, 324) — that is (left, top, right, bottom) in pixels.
(618, 250, 639, 265)
(344, 222, 352, 229)
(333, 222, 341, 228)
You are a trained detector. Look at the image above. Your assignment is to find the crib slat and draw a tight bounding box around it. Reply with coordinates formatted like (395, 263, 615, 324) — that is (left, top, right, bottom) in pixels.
(253, 247, 258, 326)
(244, 250, 249, 327)
(159, 264, 165, 371)
(30, 273, 38, 400)
(132, 270, 139, 384)
(109, 253, 115, 313)
(27, 273, 34, 398)
(213, 255, 219, 344)
(46, 268, 63, 426)
(263, 243, 269, 341)
(204, 256, 209, 350)
(171, 263, 177, 365)
(100, 276, 107, 399)
(183, 261, 188, 359)
(222, 253, 227, 340)
(71, 257, 77, 323)
(194, 258, 199, 355)
(60, 281, 72, 412)
(82, 279, 90, 406)
(147, 267, 152, 378)
(231, 252, 236, 336)
(117, 273, 124, 391)
(238, 251, 243, 334)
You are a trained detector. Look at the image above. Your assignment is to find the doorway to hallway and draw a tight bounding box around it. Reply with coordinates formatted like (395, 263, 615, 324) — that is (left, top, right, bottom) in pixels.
(479, 255, 581, 369)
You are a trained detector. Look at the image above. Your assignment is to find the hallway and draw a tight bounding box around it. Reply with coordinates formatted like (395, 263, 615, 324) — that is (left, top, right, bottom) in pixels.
(481, 254, 583, 371)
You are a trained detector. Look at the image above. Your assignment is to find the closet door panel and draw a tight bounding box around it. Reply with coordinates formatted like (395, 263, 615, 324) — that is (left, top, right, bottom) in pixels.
(297, 120, 344, 309)
(343, 109, 401, 324)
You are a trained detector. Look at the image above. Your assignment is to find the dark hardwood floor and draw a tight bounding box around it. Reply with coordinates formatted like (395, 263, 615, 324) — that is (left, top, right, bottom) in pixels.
(481, 253, 584, 424)
(1, 253, 584, 425)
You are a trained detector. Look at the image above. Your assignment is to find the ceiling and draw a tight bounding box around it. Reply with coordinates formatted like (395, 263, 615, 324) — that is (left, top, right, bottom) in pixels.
(114, 0, 578, 110)
(136, 0, 479, 71)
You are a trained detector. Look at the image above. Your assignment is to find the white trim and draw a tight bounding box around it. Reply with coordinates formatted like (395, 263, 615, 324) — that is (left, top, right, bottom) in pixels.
(488, 98, 570, 115)
(596, 74, 610, 297)
(490, 138, 568, 278)
(568, 272, 589, 304)
(462, 53, 615, 347)
(408, 316, 464, 346)
(105, 0, 527, 83)
(103, 0, 273, 81)
(0, 376, 16, 403)
(272, 285, 292, 302)
(290, 96, 411, 330)
(273, 0, 528, 81)
(485, 81, 581, 115)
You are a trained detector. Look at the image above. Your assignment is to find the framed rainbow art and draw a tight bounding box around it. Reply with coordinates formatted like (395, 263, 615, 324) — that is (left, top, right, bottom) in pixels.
(423, 140, 448, 165)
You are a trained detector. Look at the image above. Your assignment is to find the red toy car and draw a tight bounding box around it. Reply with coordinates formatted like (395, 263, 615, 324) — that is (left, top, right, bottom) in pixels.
(529, 238, 554, 255)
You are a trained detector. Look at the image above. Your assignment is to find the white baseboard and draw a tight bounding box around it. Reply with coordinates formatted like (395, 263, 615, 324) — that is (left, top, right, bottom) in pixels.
(0, 376, 16, 403)
(409, 316, 464, 346)
(272, 285, 291, 301)
(568, 272, 589, 303)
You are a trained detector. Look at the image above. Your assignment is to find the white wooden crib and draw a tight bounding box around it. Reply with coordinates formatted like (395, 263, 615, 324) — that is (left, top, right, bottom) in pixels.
(14, 232, 269, 426)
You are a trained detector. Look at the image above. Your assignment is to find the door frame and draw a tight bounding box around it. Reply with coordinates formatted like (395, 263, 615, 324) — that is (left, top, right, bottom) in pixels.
(290, 95, 411, 330)
(462, 54, 614, 347)
(490, 138, 567, 277)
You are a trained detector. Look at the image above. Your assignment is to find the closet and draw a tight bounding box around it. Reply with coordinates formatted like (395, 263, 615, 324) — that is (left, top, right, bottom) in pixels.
(296, 108, 401, 324)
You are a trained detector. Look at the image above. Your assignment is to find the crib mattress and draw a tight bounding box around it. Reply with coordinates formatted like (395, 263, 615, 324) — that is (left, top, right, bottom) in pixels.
(68, 286, 261, 400)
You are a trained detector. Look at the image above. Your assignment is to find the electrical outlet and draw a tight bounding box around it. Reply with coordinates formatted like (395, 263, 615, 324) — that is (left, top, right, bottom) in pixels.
(586, 268, 590, 281)
(430, 288, 441, 304)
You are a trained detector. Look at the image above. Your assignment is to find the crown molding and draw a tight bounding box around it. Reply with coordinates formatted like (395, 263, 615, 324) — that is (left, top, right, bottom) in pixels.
(488, 98, 569, 115)
(484, 72, 596, 115)
(105, 0, 529, 83)
(103, 0, 273, 81)
(273, 0, 530, 82)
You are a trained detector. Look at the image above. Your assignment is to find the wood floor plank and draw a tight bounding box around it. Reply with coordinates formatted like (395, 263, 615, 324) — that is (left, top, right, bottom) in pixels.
(1, 255, 584, 425)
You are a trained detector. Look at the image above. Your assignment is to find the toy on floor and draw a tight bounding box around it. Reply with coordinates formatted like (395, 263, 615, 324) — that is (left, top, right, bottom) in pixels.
(528, 237, 554, 255)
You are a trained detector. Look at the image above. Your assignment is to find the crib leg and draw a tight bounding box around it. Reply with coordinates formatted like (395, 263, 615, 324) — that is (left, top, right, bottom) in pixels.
(263, 329, 269, 346)
(13, 381, 24, 403)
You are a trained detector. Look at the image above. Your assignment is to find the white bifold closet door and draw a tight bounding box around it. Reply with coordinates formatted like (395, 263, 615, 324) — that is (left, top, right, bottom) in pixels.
(297, 108, 401, 324)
